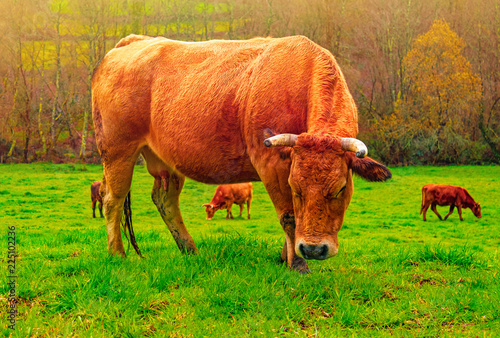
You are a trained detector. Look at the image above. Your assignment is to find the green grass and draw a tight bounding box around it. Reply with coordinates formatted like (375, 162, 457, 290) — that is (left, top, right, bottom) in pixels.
(1, 164, 499, 337)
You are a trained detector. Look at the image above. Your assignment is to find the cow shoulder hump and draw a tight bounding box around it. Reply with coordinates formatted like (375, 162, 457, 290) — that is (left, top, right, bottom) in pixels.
(114, 34, 156, 49)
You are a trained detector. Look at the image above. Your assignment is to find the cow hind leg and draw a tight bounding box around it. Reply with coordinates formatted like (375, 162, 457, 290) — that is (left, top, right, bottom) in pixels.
(421, 203, 430, 221)
(238, 204, 244, 217)
(143, 148, 197, 254)
(431, 203, 443, 220)
(92, 200, 96, 218)
(444, 205, 455, 220)
(101, 154, 139, 257)
(151, 175, 197, 253)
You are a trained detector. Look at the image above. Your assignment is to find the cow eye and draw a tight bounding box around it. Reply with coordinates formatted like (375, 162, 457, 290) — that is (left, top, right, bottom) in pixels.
(334, 185, 346, 198)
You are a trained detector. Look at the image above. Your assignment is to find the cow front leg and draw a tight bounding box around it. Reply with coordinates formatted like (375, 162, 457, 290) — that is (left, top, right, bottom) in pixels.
(254, 153, 309, 272)
(238, 204, 244, 217)
(226, 203, 234, 219)
(98, 201, 104, 218)
(247, 199, 251, 219)
(151, 173, 197, 254)
(281, 239, 287, 262)
(431, 203, 443, 220)
(457, 205, 464, 221)
(280, 213, 310, 273)
(444, 205, 455, 220)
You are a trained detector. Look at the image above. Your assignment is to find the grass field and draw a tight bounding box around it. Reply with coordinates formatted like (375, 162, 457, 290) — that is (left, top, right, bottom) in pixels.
(1, 164, 499, 337)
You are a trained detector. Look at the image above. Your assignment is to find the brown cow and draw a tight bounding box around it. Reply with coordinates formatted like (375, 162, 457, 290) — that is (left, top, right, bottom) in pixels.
(203, 183, 253, 220)
(92, 34, 391, 273)
(91, 181, 103, 218)
(420, 184, 481, 221)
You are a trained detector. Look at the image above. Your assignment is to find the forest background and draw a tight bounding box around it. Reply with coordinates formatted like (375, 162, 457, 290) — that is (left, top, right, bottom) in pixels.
(0, 0, 499, 165)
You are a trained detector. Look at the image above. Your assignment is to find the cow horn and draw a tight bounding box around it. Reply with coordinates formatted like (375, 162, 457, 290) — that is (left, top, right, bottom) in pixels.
(341, 138, 368, 158)
(264, 134, 298, 147)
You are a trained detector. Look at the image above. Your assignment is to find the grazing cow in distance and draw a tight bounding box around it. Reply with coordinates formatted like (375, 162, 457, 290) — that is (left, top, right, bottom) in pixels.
(420, 184, 481, 221)
(91, 181, 103, 218)
(92, 34, 392, 273)
(203, 183, 253, 220)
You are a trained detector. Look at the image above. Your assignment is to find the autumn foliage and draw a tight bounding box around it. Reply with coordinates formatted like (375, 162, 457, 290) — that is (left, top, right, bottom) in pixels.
(0, 0, 499, 165)
(371, 20, 483, 164)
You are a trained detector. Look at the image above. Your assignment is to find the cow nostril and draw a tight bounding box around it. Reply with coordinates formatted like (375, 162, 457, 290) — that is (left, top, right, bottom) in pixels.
(299, 243, 329, 260)
(298, 243, 307, 258)
(319, 244, 328, 259)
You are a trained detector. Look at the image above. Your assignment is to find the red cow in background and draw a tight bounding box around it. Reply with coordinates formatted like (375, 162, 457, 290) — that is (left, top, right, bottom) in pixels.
(420, 184, 481, 221)
(91, 181, 103, 218)
(203, 183, 253, 220)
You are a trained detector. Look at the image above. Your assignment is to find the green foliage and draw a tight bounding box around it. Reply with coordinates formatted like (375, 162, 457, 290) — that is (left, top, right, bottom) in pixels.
(1, 163, 499, 336)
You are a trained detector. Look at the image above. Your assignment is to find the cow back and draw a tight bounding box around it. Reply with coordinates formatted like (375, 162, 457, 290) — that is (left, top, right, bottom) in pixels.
(92, 35, 358, 184)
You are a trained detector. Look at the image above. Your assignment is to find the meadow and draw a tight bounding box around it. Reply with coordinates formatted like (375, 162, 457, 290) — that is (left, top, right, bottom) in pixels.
(1, 163, 499, 337)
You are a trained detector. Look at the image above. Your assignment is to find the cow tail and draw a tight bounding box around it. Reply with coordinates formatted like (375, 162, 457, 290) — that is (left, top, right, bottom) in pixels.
(420, 187, 425, 215)
(122, 191, 143, 258)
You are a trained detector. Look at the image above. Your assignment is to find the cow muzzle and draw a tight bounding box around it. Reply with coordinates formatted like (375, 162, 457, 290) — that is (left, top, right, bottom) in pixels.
(296, 239, 338, 260)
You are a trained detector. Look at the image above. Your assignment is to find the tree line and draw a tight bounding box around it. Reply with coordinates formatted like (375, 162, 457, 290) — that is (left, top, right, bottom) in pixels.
(0, 0, 499, 165)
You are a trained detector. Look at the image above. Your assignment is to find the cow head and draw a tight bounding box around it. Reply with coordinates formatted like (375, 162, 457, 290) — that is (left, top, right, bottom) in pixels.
(202, 203, 226, 220)
(265, 133, 391, 261)
(472, 202, 482, 218)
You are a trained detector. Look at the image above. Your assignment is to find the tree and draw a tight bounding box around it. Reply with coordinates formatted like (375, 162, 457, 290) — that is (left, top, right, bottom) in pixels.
(470, 0, 500, 162)
(48, 0, 66, 157)
(373, 19, 483, 164)
(72, 0, 113, 160)
(0, 0, 498, 164)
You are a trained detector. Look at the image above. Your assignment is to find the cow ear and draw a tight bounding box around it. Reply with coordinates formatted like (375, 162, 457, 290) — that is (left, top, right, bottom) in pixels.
(348, 155, 392, 182)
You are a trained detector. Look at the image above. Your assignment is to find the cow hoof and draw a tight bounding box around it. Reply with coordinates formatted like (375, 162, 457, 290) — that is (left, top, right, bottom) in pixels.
(177, 241, 198, 255)
(109, 250, 127, 258)
(182, 247, 198, 255)
(291, 256, 311, 274)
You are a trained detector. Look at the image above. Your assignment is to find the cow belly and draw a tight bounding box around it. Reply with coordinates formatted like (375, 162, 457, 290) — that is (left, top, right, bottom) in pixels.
(433, 193, 457, 206)
(144, 142, 260, 184)
(175, 157, 260, 184)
